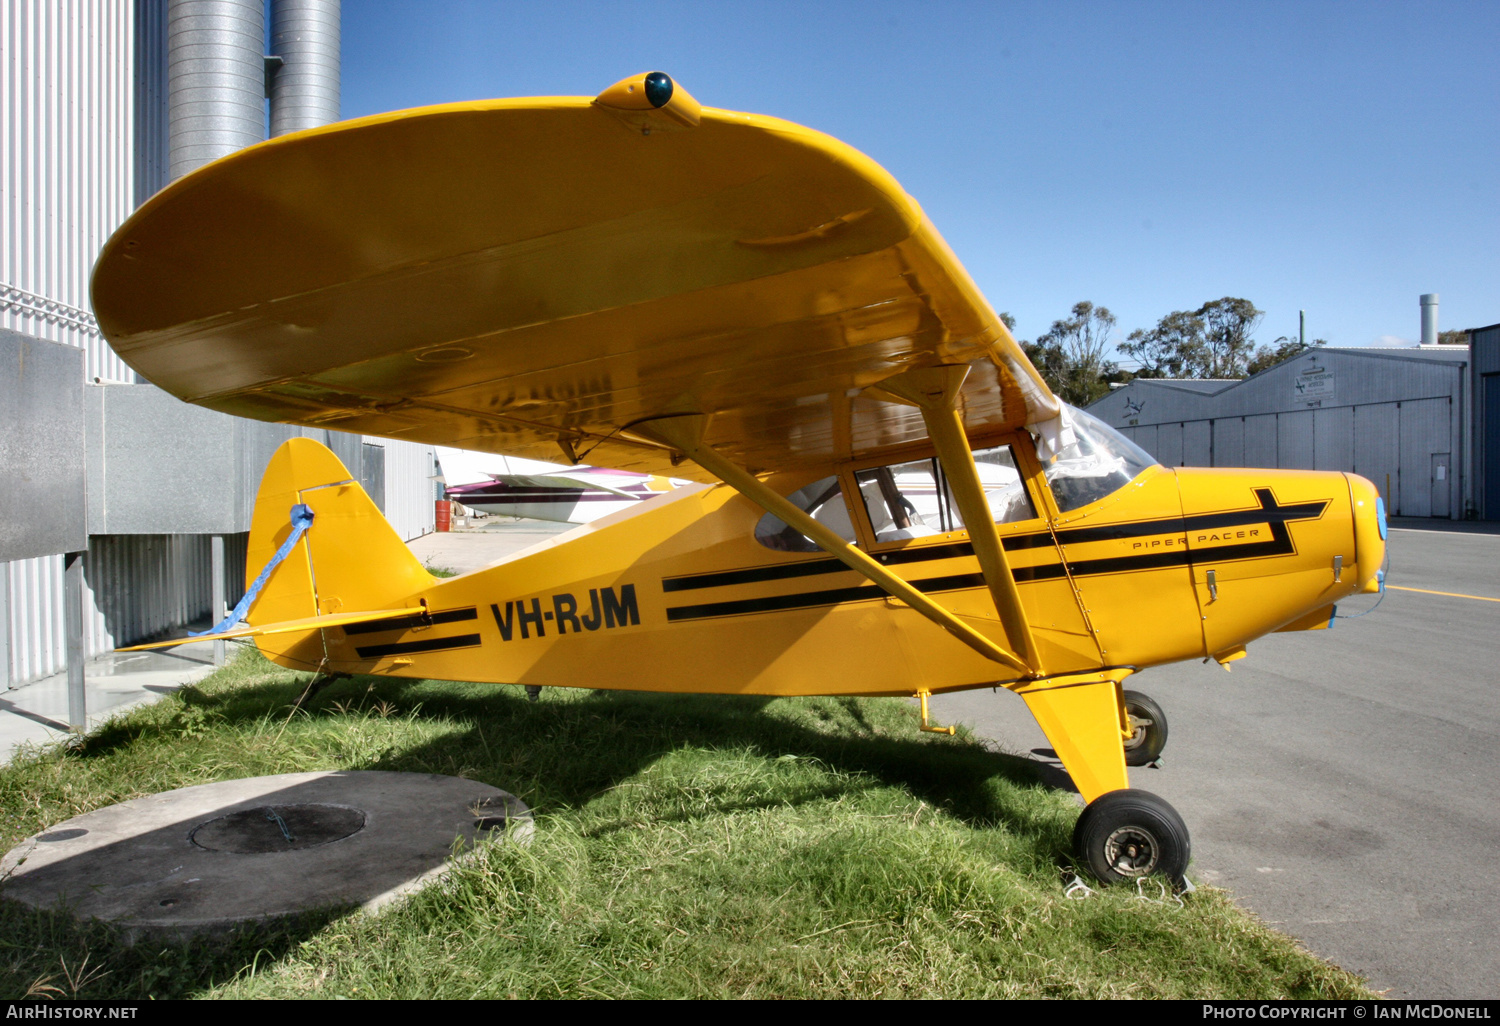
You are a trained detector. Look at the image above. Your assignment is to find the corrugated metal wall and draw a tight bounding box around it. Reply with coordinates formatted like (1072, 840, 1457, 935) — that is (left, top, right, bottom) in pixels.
(82, 534, 210, 653)
(378, 439, 437, 541)
(1473, 325, 1500, 519)
(133, 0, 169, 206)
(2, 532, 247, 684)
(2, 0, 146, 687)
(3, 556, 65, 684)
(1, 0, 138, 383)
(1117, 399, 1461, 517)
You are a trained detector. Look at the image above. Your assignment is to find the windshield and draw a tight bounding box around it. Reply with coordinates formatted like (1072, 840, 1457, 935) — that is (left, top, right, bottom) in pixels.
(1041, 405, 1158, 512)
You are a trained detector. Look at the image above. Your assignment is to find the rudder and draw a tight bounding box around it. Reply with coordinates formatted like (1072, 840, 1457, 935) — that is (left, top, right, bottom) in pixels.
(247, 438, 433, 629)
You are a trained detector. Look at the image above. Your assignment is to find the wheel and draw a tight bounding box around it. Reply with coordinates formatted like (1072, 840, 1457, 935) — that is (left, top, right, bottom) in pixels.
(1121, 690, 1167, 767)
(1073, 788, 1191, 886)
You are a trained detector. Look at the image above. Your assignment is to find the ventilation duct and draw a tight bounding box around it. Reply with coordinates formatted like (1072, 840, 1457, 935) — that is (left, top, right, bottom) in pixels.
(270, 0, 341, 136)
(167, 0, 266, 180)
(1420, 293, 1439, 347)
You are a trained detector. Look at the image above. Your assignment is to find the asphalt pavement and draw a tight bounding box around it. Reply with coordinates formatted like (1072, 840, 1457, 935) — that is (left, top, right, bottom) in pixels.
(931, 518, 1500, 999)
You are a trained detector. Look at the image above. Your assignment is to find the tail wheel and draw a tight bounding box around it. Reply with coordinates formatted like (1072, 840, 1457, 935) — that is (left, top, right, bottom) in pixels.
(1121, 690, 1167, 767)
(1073, 789, 1191, 887)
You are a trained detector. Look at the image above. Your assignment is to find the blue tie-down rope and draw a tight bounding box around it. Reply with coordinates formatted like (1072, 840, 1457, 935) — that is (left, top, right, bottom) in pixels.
(192, 504, 315, 636)
(1334, 563, 1388, 620)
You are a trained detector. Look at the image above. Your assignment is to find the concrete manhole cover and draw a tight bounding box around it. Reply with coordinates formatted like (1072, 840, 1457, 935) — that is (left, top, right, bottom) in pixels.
(190, 804, 367, 853)
(0, 771, 531, 941)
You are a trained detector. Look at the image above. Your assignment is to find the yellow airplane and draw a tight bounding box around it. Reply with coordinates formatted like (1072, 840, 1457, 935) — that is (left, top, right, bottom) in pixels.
(92, 73, 1386, 887)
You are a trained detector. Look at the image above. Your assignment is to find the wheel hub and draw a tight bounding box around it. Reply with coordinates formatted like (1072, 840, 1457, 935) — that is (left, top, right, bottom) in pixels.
(1103, 825, 1160, 876)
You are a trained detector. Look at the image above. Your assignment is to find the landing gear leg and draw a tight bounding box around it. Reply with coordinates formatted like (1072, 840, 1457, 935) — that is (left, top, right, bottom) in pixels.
(1073, 789, 1191, 888)
(1121, 690, 1168, 767)
(524, 685, 542, 703)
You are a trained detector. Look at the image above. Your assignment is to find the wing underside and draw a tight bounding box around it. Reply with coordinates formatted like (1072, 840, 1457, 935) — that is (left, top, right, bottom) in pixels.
(92, 95, 1057, 478)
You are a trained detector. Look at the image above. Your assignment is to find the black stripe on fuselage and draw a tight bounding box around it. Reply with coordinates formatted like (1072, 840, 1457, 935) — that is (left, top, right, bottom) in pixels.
(661, 489, 1330, 621)
(664, 572, 987, 623)
(354, 633, 482, 658)
(342, 606, 478, 635)
(660, 543, 979, 593)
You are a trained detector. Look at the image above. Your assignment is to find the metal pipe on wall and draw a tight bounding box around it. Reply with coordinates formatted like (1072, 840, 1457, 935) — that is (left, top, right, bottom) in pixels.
(269, 0, 341, 137)
(167, 0, 265, 181)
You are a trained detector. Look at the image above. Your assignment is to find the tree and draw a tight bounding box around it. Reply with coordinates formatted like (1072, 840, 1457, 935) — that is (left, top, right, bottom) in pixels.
(1117, 297, 1263, 380)
(1438, 329, 1470, 346)
(1027, 301, 1118, 406)
(1198, 297, 1263, 377)
(1120, 309, 1207, 378)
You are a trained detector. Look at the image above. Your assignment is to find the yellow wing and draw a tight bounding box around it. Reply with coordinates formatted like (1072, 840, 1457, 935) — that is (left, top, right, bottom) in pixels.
(92, 74, 1057, 479)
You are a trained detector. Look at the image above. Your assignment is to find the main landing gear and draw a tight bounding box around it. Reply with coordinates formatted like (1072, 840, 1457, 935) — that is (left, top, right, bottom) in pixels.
(1121, 689, 1168, 767)
(1080, 690, 1186, 887)
(1074, 789, 1191, 887)
(1022, 677, 1188, 887)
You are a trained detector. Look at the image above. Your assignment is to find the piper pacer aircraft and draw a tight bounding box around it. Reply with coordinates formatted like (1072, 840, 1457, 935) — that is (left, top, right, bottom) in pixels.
(92, 73, 1386, 886)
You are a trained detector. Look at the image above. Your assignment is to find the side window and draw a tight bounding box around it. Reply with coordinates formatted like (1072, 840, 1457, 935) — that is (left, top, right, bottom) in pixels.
(856, 459, 953, 543)
(973, 445, 1036, 524)
(857, 446, 1035, 545)
(754, 476, 856, 552)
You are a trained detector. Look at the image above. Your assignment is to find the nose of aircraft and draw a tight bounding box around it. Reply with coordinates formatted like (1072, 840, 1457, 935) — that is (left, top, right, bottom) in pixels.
(1345, 472, 1387, 593)
(1170, 466, 1385, 656)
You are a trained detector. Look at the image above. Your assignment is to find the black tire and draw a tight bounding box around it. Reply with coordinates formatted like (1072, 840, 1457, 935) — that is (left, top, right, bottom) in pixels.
(1073, 788, 1191, 886)
(1121, 690, 1167, 767)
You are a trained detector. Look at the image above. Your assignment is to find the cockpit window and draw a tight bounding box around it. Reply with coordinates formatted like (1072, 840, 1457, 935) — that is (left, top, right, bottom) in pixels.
(754, 476, 856, 552)
(855, 446, 1035, 545)
(1040, 405, 1158, 512)
(856, 459, 952, 543)
(973, 445, 1036, 524)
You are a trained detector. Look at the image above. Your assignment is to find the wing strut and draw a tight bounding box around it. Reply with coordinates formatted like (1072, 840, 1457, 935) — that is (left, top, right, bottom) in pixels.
(866, 365, 1045, 674)
(633, 415, 1033, 676)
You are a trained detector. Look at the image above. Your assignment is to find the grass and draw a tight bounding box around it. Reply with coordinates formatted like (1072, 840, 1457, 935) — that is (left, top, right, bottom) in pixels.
(0, 650, 1373, 999)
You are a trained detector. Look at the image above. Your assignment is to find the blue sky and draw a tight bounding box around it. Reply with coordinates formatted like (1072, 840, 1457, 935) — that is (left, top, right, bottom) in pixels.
(340, 0, 1498, 363)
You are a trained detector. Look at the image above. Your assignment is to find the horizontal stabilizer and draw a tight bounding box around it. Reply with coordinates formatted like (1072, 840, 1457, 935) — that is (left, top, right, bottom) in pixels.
(117, 606, 429, 652)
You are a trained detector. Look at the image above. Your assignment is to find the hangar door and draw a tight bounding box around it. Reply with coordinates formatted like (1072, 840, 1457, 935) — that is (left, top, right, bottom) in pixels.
(1398, 397, 1452, 518)
(1353, 403, 1399, 509)
(1487, 375, 1500, 520)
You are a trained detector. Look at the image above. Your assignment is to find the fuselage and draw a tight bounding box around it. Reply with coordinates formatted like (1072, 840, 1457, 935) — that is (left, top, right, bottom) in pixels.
(257, 417, 1385, 698)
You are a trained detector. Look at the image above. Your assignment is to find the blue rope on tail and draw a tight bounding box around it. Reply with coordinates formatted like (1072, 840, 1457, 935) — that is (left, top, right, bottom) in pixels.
(192, 503, 315, 636)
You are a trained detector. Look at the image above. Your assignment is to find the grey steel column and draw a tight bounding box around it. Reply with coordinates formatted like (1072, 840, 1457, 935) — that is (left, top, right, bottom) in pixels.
(211, 535, 226, 665)
(65, 552, 86, 731)
(0, 561, 10, 689)
(269, 0, 340, 137)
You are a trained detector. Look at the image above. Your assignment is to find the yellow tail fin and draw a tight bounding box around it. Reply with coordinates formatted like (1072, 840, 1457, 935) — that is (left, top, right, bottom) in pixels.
(248, 438, 433, 628)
